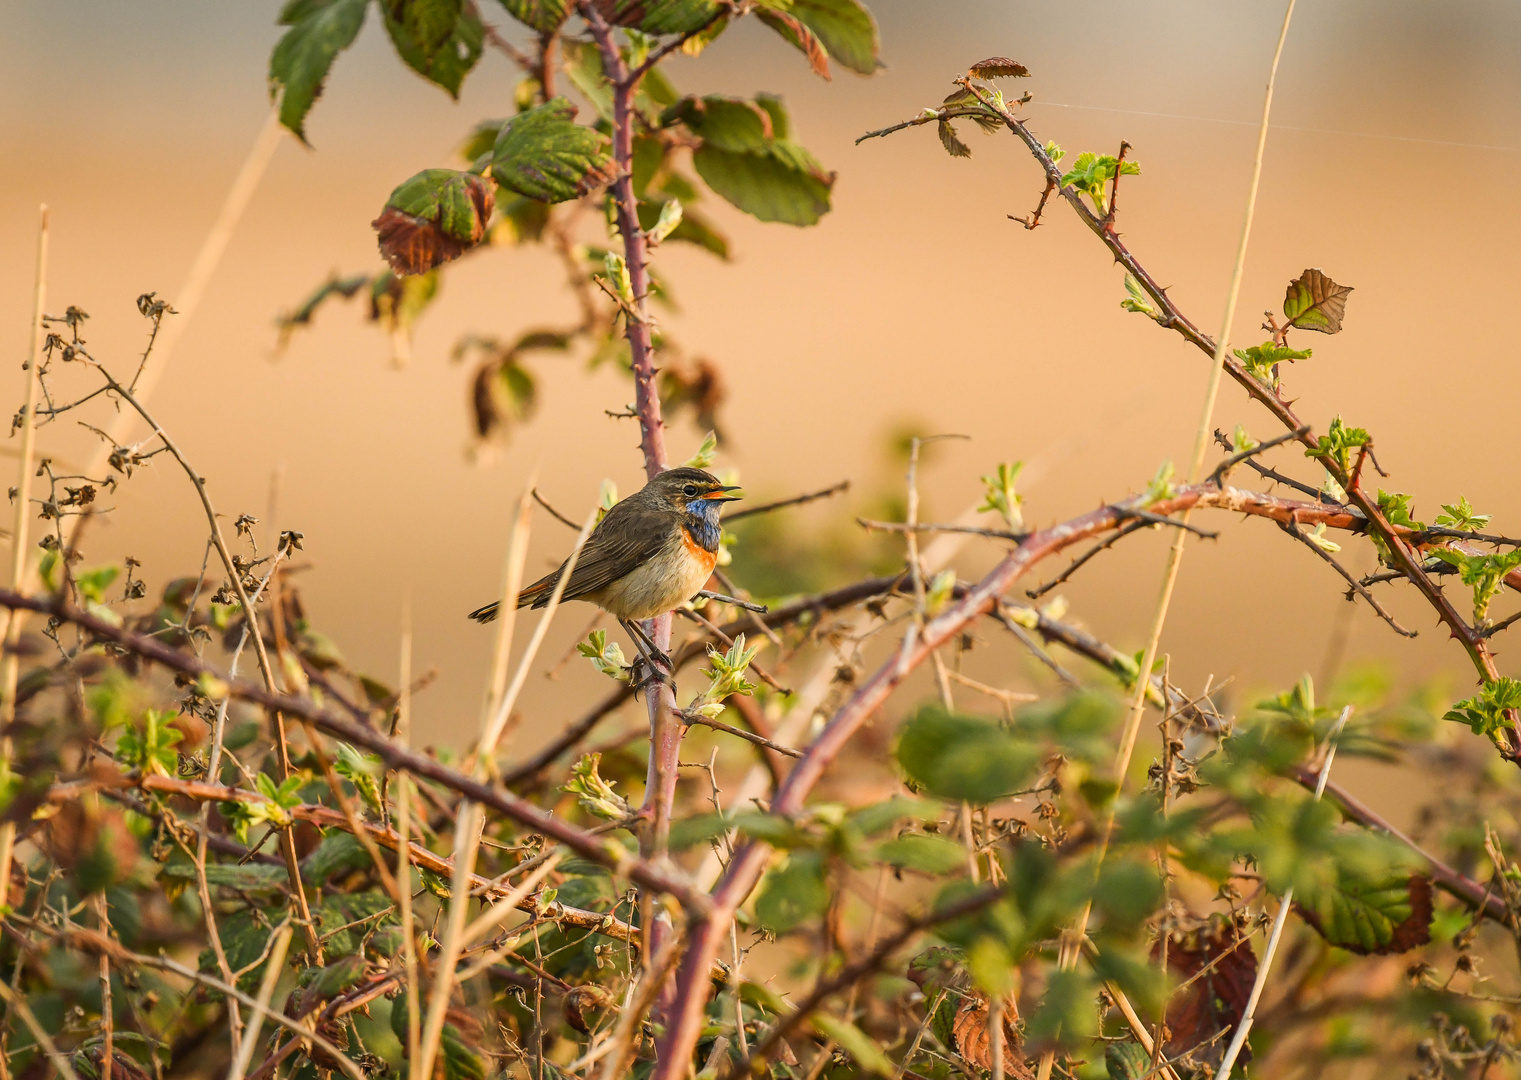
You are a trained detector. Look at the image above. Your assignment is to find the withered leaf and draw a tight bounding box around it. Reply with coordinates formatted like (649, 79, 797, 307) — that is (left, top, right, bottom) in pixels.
(372, 169, 494, 275)
(951, 992, 1032, 1077)
(1155, 915, 1257, 1071)
(969, 57, 1030, 79)
(563, 984, 616, 1035)
(1283, 267, 1353, 334)
(938, 119, 971, 159)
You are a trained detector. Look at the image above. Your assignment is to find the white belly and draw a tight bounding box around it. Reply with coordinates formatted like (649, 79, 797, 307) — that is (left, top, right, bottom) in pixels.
(591, 536, 716, 621)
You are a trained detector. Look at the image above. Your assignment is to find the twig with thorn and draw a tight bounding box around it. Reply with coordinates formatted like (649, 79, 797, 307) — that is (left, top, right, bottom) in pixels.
(679, 709, 802, 758)
(1208, 426, 1311, 487)
(531, 488, 580, 531)
(1027, 521, 1148, 599)
(1116, 508, 1219, 539)
(1278, 520, 1416, 638)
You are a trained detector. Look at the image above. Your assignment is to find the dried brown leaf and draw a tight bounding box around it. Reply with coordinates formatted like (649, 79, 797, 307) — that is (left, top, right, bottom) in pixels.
(951, 991, 1031, 1077)
(938, 119, 971, 159)
(1155, 915, 1256, 1071)
(969, 56, 1030, 79)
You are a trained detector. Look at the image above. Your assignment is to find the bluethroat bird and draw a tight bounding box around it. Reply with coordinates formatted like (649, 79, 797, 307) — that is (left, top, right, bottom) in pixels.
(468, 467, 741, 667)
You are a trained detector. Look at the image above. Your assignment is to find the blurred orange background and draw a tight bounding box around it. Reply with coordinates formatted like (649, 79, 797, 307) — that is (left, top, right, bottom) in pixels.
(2, 1, 1518, 775)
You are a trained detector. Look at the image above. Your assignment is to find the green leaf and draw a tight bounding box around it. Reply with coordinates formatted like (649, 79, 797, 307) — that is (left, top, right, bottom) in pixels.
(978, 461, 1024, 530)
(1297, 871, 1433, 954)
(75, 565, 120, 605)
(1444, 677, 1521, 739)
(788, 0, 880, 75)
(895, 707, 1038, 804)
(595, 0, 722, 34)
(1120, 273, 1160, 319)
(494, 0, 569, 32)
(561, 753, 634, 820)
(1234, 340, 1312, 384)
(1429, 548, 1521, 621)
(663, 95, 774, 152)
(491, 98, 618, 203)
(269, 0, 369, 143)
(1305, 416, 1370, 473)
(1435, 496, 1491, 531)
(872, 833, 966, 874)
(848, 796, 940, 836)
(381, 0, 484, 97)
(114, 709, 183, 777)
(693, 141, 834, 226)
(638, 200, 730, 259)
(162, 861, 288, 891)
(1024, 968, 1098, 1050)
(373, 169, 494, 275)
(810, 1013, 894, 1076)
(1060, 150, 1140, 214)
(754, 851, 828, 931)
(1105, 1041, 1152, 1080)
(302, 831, 371, 884)
(1283, 267, 1353, 334)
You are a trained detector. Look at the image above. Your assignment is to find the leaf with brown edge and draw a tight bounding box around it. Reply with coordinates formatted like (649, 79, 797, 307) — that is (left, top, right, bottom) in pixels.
(373, 169, 494, 275)
(1297, 871, 1433, 955)
(756, 8, 831, 80)
(1283, 267, 1353, 334)
(1154, 915, 1257, 1072)
(969, 56, 1030, 79)
(938, 119, 971, 159)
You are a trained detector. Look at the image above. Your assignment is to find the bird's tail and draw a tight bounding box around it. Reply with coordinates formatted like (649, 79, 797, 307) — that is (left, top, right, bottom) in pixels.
(467, 577, 557, 623)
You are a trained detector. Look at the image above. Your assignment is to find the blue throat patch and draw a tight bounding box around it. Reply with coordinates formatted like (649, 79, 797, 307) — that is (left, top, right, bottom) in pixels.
(683, 500, 724, 553)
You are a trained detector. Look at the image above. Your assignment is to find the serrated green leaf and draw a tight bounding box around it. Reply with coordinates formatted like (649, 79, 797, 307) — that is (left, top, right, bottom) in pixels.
(693, 141, 834, 226)
(1435, 496, 1491, 531)
(596, 0, 722, 34)
(269, 0, 369, 143)
(1444, 677, 1521, 739)
(1297, 870, 1432, 954)
(492, 98, 618, 203)
(382, 0, 484, 98)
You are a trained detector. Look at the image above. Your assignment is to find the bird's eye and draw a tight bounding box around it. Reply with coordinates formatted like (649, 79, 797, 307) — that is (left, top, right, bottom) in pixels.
(682, 484, 699, 497)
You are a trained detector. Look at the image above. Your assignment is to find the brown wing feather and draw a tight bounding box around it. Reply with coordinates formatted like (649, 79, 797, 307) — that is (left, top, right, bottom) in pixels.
(521, 499, 676, 609)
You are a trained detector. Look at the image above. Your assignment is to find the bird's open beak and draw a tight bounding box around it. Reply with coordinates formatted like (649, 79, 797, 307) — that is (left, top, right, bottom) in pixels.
(709, 485, 743, 502)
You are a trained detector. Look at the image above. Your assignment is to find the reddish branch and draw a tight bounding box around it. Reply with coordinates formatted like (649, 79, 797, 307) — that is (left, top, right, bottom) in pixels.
(951, 80, 1519, 753)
